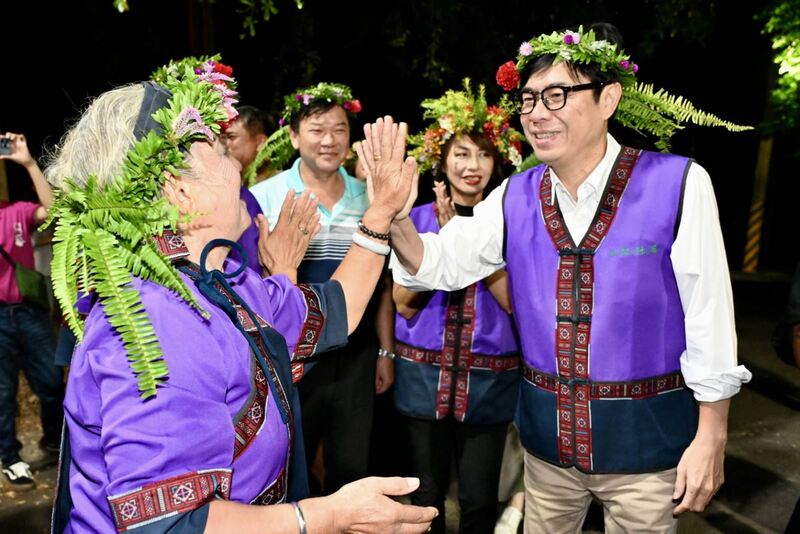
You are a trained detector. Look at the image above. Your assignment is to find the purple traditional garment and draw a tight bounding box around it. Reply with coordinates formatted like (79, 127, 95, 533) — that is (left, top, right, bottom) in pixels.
(229, 185, 263, 273)
(504, 148, 699, 473)
(394, 203, 521, 424)
(61, 262, 346, 532)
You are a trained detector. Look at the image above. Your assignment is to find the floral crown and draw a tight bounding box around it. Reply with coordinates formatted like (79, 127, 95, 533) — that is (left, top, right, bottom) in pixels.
(409, 79, 525, 174)
(278, 82, 361, 126)
(243, 82, 361, 186)
(496, 25, 752, 151)
(45, 55, 238, 398)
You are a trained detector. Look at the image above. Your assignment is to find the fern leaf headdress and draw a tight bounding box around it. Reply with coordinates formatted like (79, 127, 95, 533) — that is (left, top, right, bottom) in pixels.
(496, 26, 752, 150)
(409, 78, 525, 174)
(45, 55, 239, 399)
(243, 82, 361, 186)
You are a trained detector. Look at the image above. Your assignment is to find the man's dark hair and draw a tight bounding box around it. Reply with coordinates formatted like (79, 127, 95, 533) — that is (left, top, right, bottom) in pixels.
(236, 105, 269, 136)
(520, 22, 625, 101)
(289, 101, 348, 133)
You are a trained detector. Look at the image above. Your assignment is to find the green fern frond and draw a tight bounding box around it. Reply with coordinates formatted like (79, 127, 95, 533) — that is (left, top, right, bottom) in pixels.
(243, 126, 295, 186)
(631, 83, 753, 132)
(83, 229, 165, 399)
(50, 222, 84, 339)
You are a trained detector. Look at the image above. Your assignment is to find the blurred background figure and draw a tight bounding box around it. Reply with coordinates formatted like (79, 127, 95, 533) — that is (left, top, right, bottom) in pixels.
(0, 132, 63, 490)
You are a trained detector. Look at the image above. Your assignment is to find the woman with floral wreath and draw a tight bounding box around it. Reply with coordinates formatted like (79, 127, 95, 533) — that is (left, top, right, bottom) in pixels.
(389, 80, 523, 534)
(46, 56, 435, 533)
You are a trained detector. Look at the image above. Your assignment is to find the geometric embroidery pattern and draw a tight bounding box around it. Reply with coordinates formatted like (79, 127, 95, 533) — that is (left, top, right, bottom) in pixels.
(539, 146, 640, 470)
(108, 469, 231, 531)
(396, 285, 521, 422)
(250, 467, 287, 505)
(523, 366, 686, 399)
(293, 284, 325, 360)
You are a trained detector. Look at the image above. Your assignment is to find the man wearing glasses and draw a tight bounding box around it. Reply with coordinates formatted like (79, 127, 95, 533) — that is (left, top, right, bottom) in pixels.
(384, 23, 750, 532)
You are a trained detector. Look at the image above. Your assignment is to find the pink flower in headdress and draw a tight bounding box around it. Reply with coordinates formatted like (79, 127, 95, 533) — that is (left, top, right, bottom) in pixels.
(519, 41, 533, 57)
(197, 60, 234, 86)
(173, 107, 214, 141)
(564, 31, 581, 45)
(303, 94, 312, 106)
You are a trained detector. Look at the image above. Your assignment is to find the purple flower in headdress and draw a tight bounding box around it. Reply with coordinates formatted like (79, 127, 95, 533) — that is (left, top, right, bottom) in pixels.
(172, 106, 214, 141)
(343, 101, 352, 111)
(619, 60, 630, 70)
(632, 63, 639, 74)
(519, 42, 533, 57)
(563, 31, 581, 45)
(278, 118, 286, 126)
(295, 94, 304, 102)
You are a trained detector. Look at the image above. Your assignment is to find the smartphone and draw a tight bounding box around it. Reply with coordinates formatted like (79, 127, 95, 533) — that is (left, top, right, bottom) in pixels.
(0, 137, 11, 156)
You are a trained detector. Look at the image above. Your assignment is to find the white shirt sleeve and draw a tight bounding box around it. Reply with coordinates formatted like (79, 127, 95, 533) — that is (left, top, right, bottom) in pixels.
(671, 162, 752, 402)
(390, 179, 508, 291)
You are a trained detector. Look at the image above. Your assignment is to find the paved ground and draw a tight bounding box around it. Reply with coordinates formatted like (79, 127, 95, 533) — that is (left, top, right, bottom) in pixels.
(1, 274, 798, 533)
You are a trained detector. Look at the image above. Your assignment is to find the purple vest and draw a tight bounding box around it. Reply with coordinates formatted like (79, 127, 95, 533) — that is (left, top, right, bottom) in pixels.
(394, 203, 521, 424)
(504, 148, 698, 473)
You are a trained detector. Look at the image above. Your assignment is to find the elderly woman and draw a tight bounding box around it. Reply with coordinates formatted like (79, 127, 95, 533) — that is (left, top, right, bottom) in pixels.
(45, 58, 433, 533)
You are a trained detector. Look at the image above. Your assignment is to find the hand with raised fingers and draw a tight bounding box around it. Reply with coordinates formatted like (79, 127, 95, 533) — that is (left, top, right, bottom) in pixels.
(432, 180, 456, 228)
(257, 189, 320, 282)
(329, 476, 438, 533)
(357, 117, 418, 222)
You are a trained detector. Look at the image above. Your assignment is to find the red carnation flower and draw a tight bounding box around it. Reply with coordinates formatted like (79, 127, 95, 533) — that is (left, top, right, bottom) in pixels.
(496, 61, 520, 91)
(213, 62, 234, 77)
(348, 99, 362, 114)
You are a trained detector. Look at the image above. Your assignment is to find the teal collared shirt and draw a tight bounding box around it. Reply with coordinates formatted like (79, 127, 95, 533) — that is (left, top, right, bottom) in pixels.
(249, 158, 369, 283)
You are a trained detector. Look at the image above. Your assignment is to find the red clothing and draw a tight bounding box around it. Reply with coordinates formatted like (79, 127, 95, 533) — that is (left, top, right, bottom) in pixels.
(0, 201, 39, 303)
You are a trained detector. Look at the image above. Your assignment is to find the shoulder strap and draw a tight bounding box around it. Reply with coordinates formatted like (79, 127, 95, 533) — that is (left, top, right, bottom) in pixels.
(0, 243, 15, 266)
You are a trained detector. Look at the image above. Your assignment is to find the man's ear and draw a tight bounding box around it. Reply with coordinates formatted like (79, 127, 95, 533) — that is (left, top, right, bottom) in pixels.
(289, 127, 300, 150)
(255, 133, 268, 150)
(162, 172, 194, 215)
(600, 82, 623, 120)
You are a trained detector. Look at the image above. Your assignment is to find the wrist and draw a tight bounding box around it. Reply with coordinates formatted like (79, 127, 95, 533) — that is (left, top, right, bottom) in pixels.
(378, 348, 396, 360)
(363, 205, 395, 229)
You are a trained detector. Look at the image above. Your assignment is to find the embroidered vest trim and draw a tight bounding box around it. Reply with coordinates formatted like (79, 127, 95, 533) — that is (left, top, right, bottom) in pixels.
(539, 146, 641, 470)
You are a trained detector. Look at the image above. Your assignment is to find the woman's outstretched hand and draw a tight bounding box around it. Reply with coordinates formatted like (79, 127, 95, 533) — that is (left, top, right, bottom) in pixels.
(356, 117, 418, 222)
(257, 189, 320, 282)
(327, 476, 438, 533)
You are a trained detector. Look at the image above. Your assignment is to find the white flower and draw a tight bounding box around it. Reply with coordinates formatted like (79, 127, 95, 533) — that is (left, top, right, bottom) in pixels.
(438, 116, 454, 133)
(519, 42, 534, 57)
(509, 146, 522, 167)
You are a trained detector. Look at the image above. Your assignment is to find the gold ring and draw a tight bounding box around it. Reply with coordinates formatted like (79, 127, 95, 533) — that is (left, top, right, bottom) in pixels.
(373, 154, 382, 161)
(298, 225, 309, 235)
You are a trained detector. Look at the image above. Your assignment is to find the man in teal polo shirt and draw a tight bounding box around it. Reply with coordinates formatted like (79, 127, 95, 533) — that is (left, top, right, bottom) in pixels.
(250, 83, 393, 495)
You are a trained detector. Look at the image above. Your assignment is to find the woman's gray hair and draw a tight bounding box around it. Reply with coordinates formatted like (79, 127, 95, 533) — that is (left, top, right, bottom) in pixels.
(45, 84, 144, 189)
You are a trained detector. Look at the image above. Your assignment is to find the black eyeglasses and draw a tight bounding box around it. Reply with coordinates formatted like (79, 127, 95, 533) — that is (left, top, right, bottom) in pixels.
(516, 83, 603, 114)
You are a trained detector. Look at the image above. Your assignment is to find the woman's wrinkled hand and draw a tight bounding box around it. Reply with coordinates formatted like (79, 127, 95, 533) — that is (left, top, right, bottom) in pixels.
(356, 117, 419, 222)
(330, 477, 438, 533)
(257, 189, 320, 282)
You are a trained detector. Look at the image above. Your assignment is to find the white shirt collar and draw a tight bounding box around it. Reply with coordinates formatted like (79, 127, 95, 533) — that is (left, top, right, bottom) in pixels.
(549, 134, 622, 202)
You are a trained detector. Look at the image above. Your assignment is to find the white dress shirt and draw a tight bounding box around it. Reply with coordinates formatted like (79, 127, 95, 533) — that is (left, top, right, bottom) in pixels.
(391, 135, 751, 402)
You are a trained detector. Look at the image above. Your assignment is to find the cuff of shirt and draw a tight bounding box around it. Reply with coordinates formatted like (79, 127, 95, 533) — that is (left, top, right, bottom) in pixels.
(681, 355, 753, 402)
(389, 234, 438, 291)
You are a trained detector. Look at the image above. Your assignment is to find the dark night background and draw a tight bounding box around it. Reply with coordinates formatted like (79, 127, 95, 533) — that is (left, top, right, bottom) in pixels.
(2, 0, 796, 273)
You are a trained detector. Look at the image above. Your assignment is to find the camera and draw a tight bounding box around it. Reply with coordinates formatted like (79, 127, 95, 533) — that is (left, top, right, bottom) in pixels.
(0, 137, 11, 156)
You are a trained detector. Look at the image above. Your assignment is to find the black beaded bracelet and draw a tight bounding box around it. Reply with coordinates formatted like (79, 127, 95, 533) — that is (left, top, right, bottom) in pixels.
(358, 220, 391, 241)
